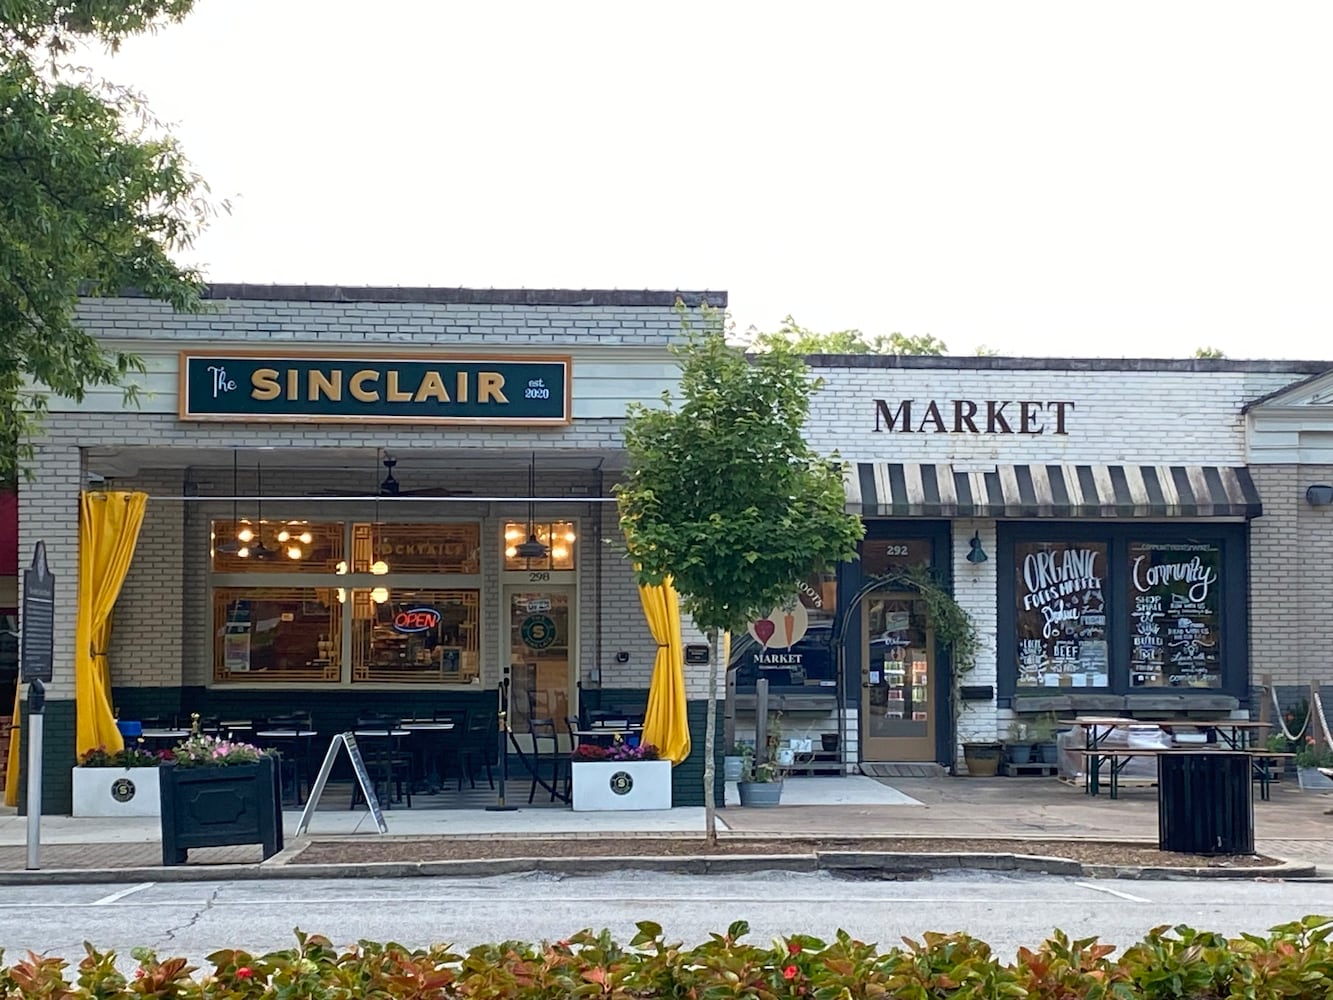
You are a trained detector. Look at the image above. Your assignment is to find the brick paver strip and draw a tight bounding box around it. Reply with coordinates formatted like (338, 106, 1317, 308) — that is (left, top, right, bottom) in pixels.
(0, 843, 266, 870)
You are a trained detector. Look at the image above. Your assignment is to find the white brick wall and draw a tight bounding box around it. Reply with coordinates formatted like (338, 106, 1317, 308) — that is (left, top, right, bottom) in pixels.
(805, 364, 1307, 464)
(952, 518, 999, 748)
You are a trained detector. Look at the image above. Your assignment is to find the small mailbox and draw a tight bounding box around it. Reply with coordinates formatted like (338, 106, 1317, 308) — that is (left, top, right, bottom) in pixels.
(683, 643, 710, 665)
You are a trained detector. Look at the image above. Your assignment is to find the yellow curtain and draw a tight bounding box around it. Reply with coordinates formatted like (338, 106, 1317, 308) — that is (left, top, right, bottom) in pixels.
(75, 491, 148, 755)
(638, 577, 691, 765)
(3, 689, 19, 806)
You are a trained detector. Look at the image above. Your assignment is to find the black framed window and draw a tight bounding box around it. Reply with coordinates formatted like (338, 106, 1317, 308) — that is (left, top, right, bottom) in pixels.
(998, 522, 1246, 699)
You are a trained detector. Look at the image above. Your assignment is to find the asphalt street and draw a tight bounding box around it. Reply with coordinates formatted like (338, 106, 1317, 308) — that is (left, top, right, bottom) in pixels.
(1, 871, 1329, 969)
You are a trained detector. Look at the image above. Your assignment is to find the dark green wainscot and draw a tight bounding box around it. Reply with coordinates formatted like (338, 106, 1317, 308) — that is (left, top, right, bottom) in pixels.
(159, 756, 283, 865)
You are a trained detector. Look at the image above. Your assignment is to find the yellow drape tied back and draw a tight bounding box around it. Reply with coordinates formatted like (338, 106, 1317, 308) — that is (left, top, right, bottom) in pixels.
(3, 689, 19, 805)
(75, 491, 148, 756)
(637, 577, 691, 765)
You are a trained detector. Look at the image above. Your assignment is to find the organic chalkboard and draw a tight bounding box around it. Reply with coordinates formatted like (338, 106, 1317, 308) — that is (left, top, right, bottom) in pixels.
(1014, 540, 1108, 688)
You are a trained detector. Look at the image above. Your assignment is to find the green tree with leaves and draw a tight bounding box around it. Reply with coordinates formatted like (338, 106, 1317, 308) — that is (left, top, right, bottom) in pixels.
(1194, 346, 1225, 359)
(617, 306, 864, 841)
(1, 0, 216, 482)
(745, 315, 947, 356)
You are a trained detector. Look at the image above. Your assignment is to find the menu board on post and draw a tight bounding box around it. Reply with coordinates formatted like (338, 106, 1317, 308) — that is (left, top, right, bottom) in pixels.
(1129, 541, 1221, 688)
(1014, 541, 1108, 688)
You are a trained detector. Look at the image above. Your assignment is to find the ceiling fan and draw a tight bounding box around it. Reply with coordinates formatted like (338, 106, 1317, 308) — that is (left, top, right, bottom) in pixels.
(305, 452, 473, 498)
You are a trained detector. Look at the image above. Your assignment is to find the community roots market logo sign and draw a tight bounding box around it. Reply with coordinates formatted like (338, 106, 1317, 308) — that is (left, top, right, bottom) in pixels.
(179, 351, 571, 425)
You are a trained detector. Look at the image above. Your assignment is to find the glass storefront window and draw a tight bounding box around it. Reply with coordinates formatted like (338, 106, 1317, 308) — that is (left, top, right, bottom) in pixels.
(351, 588, 480, 684)
(509, 589, 571, 731)
(1014, 540, 1109, 688)
(211, 520, 344, 572)
(1129, 541, 1222, 688)
(212, 587, 341, 682)
(503, 521, 576, 571)
(729, 571, 837, 691)
(352, 523, 481, 574)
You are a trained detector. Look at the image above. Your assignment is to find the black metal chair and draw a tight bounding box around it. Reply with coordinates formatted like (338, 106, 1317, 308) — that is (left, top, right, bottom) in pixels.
(527, 717, 567, 804)
(456, 707, 496, 791)
(352, 714, 412, 808)
(259, 713, 315, 806)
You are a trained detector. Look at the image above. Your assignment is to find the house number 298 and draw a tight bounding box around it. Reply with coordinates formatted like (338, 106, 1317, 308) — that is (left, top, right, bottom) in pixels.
(528, 571, 550, 582)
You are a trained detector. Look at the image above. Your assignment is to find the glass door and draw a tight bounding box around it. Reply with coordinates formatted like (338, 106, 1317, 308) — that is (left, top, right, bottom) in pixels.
(506, 587, 575, 750)
(861, 593, 936, 760)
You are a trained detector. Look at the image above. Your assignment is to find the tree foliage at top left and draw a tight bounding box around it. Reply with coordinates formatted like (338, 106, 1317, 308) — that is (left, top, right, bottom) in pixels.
(1, 0, 214, 484)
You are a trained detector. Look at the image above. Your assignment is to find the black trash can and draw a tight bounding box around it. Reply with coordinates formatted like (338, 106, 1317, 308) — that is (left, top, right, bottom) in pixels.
(1157, 751, 1253, 855)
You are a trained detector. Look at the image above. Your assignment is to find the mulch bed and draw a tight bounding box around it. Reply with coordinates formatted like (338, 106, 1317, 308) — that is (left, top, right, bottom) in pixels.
(294, 836, 1281, 869)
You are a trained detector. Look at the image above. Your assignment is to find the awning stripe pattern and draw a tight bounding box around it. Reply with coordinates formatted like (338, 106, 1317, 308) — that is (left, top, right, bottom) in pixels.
(847, 463, 1262, 519)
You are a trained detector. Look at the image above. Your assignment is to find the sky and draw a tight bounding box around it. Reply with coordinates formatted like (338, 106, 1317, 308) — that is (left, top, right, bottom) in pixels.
(79, 1, 1333, 359)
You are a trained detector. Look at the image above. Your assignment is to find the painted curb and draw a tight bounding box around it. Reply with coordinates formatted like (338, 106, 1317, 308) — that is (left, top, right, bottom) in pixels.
(0, 851, 1316, 885)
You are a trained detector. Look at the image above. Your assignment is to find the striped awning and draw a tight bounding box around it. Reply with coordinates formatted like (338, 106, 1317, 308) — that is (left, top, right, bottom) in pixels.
(847, 463, 1263, 519)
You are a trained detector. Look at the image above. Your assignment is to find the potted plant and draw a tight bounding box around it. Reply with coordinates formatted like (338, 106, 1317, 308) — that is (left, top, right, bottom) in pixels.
(961, 740, 1002, 777)
(160, 724, 282, 865)
(724, 742, 750, 782)
(1027, 714, 1060, 765)
(1005, 720, 1034, 766)
(72, 744, 169, 817)
(1295, 741, 1333, 790)
(570, 740, 671, 811)
(736, 751, 784, 807)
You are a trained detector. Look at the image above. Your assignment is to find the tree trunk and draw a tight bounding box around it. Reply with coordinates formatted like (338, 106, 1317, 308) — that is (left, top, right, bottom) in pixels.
(703, 628, 718, 846)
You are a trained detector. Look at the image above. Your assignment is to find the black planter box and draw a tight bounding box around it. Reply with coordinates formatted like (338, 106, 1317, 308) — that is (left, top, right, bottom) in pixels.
(159, 756, 283, 865)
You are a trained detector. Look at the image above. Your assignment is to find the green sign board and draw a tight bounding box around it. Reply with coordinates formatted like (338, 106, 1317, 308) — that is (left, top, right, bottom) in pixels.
(179, 352, 571, 425)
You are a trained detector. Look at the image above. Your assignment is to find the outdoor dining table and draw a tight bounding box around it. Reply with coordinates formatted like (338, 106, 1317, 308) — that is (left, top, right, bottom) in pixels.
(138, 728, 191, 751)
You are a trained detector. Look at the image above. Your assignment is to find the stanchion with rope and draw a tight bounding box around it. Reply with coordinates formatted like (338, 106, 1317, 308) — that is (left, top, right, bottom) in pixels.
(485, 676, 518, 811)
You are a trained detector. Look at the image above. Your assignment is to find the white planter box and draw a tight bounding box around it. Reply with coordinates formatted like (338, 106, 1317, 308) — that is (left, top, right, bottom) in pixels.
(72, 767, 161, 817)
(571, 760, 672, 811)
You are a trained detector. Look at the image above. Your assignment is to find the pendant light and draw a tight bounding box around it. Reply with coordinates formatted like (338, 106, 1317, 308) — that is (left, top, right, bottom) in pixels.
(215, 450, 243, 555)
(515, 451, 549, 560)
(249, 462, 276, 560)
(369, 447, 390, 602)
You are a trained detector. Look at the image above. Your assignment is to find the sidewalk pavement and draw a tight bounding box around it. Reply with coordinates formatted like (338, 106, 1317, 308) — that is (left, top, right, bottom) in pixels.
(0, 774, 1327, 880)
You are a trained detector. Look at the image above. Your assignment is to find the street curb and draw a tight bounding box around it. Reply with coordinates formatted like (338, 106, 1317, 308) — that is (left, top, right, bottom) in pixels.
(0, 851, 1315, 885)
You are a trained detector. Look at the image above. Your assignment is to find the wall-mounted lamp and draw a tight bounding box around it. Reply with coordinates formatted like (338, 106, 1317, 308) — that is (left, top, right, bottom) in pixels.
(614, 650, 630, 663)
(1306, 484, 1333, 507)
(966, 531, 988, 564)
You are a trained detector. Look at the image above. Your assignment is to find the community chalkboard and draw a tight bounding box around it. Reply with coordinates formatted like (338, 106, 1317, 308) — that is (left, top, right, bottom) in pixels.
(1129, 541, 1221, 687)
(20, 542, 54, 683)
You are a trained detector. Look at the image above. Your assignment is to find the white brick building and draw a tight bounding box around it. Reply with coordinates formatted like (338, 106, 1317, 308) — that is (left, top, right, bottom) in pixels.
(10, 286, 1333, 808)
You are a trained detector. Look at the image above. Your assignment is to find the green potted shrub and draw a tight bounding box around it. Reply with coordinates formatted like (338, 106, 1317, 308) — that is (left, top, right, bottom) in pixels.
(1004, 720, 1035, 766)
(724, 741, 750, 782)
(1027, 714, 1060, 765)
(736, 752, 784, 807)
(160, 724, 282, 865)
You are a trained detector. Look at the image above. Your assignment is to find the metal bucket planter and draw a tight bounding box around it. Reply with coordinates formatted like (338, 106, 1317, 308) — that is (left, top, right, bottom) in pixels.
(737, 780, 783, 807)
(159, 756, 282, 865)
(723, 755, 745, 782)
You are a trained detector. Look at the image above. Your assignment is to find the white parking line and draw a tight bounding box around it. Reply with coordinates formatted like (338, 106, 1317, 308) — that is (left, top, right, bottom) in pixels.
(92, 883, 154, 906)
(1075, 882, 1151, 902)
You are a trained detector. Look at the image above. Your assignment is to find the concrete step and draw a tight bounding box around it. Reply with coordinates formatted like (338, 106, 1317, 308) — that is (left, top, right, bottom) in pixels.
(859, 762, 948, 779)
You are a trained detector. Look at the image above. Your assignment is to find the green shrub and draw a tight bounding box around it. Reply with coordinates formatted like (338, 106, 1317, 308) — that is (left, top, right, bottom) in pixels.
(0, 918, 1330, 999)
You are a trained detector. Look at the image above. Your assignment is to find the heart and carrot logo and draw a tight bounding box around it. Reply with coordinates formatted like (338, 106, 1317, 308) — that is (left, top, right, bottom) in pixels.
(747, 599, 810, 650)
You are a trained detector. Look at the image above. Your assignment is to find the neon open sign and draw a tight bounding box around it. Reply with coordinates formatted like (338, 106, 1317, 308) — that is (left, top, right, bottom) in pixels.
(393, 608, 441, 633)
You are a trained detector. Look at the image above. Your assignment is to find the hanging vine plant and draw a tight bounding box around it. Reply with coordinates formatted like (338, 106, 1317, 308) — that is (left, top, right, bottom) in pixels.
(874, 563, 981, 679)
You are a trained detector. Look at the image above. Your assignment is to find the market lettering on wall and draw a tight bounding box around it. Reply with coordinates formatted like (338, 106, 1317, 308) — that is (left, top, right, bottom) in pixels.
(873, 399, 1075, 435)
(179, 352, 572, 424)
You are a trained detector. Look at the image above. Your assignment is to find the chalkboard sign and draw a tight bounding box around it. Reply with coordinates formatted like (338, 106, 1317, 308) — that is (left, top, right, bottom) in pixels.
(1014, 541, 1108, 688)
(1129, 541, 1221, 688)
(294, 733, 387, 835)
(20, 542, 55, 683)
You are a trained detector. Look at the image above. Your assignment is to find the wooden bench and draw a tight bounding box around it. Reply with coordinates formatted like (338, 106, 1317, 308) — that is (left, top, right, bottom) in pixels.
(1077, 748, 1296, 800)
